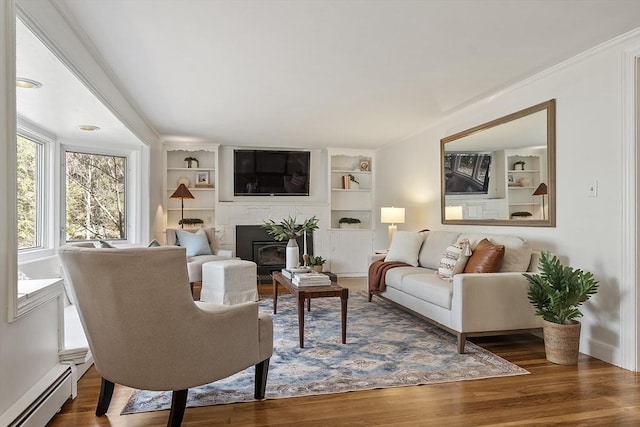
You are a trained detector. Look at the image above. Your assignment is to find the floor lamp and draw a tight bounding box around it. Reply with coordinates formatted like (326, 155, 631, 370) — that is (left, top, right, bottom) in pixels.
(170, 183, 195, 228)
(533, 183, 548, 220)
(381, 206, 405, 247)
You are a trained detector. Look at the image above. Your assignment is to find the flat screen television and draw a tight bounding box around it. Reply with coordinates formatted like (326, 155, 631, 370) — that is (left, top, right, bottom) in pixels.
(234, 150, 311, 196)
(444, 152, 492, 195)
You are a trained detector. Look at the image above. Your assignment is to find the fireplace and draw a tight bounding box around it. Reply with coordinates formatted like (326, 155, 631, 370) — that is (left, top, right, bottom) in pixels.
(236, 225, 313, 278)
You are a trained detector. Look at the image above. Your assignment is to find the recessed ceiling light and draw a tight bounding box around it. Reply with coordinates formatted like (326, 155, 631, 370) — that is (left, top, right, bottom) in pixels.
(16, 78, 42, 89)
(77, 125, 101, 132)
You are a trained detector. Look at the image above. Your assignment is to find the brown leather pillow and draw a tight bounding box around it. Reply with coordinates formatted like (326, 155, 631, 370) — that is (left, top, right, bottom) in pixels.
(463, 238, 505, 273)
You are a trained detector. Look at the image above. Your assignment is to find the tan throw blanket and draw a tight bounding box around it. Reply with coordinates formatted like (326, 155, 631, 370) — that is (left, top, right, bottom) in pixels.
(368, 259, 410, 296)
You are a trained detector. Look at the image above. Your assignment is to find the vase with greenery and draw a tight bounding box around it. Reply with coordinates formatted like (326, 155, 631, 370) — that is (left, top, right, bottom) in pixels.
(262, 216, 319, 269)
(523, 251, 599, 365)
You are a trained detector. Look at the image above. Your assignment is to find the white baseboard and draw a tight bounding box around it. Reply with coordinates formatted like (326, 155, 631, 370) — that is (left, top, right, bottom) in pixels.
(0, 365, 72, 427)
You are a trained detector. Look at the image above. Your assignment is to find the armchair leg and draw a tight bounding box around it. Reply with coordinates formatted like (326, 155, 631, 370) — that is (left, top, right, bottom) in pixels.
(95, 378, 115, 416)
(254, 358, 270, 400)
(167, 389, 188, 427)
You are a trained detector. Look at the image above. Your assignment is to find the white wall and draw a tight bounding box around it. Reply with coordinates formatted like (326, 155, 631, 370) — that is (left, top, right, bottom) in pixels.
(375, 31, 640, 368)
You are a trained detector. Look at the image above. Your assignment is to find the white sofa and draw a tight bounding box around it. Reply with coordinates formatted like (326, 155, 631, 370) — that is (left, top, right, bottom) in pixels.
(369, 230, 542, 353)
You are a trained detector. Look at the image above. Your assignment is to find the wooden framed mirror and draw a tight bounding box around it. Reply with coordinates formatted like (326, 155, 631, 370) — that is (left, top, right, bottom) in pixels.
(441, 99, 555, 227)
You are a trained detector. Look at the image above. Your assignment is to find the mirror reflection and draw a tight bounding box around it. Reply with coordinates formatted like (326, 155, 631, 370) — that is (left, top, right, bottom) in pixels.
(441, 100, 555, 226)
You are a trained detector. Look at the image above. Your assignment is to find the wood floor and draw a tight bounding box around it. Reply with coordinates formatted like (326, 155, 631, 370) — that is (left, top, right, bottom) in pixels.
(47, 278, 640, 426)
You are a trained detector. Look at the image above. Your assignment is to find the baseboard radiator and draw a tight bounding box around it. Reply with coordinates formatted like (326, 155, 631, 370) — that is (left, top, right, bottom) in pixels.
(7, 366, 72, 427)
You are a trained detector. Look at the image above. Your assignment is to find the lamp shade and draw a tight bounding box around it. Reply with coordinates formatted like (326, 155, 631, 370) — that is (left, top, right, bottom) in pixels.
(532, 183, 548, 196)
(170, 183, 195, 199)
(381, 207, 405, 224)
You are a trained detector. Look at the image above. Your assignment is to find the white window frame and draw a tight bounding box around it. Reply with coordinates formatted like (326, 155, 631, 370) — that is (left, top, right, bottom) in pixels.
(61, 142, 141, 245)
(16, 120, 56, 262)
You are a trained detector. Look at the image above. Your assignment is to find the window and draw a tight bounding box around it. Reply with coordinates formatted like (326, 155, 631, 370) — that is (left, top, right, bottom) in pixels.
(65, 151, 127, 241)
(17, 134, 44, 250)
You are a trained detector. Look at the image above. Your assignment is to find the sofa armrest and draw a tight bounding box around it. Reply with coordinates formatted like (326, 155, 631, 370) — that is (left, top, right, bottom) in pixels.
(449, 272, 542, 333)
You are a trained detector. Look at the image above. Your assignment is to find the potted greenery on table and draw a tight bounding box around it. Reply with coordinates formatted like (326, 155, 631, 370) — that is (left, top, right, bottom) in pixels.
(523, 251, 599, 365)
(308, 255, 326, 273)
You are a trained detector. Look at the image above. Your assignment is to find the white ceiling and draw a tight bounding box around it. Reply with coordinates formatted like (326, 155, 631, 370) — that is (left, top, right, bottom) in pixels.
(16, 0, 640, 149)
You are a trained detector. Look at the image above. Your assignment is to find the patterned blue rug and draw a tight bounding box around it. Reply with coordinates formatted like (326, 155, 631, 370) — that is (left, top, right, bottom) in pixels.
(122, 291, 528, 414)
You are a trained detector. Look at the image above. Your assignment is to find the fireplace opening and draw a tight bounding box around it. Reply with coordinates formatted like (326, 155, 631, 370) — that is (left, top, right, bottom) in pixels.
(254, 242, 286, 268)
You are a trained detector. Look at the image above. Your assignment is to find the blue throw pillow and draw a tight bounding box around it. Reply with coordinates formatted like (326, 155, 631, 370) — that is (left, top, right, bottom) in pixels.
(148, 239, 161, 247)
(176, 229, 212, 257)
(98, 240, 116, 248)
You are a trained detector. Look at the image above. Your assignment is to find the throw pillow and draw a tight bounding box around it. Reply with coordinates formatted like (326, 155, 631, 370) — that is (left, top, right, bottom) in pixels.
(98, 240, 116, 248)
(437, 239, 472, 280)
(384, 231, 424, 267)
(176, 229, 212, 257)
(148, 239, 161, 247)
(464, 238, 505, 273)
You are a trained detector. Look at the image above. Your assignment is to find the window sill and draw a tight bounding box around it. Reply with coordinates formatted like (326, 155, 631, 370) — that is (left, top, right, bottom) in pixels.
(17, 278, 64, 319)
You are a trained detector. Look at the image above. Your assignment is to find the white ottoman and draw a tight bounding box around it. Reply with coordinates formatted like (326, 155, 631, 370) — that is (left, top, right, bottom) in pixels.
(201, 260, 258, 305)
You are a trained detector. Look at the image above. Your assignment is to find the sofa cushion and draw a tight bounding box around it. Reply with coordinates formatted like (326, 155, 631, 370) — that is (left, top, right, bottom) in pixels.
(464, 238, 505, 273)
(384, 266, 429, 291)
(459, 233, 532, 272)
(176, 229, 212, 257)
(418, 231, 460, 270)
(401, 273, 453, 310)
(385, 231, 423, 267)
(437, 239, 471, 280)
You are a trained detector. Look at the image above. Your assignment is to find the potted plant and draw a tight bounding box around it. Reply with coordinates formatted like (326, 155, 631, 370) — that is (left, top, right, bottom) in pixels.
(339, 217, 361, 229)
(308, 255, 326, 273)
(523, 251, 599, 365)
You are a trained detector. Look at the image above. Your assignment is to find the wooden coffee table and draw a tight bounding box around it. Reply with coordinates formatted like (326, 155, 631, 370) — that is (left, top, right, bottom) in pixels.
(272, 272, 348, 348)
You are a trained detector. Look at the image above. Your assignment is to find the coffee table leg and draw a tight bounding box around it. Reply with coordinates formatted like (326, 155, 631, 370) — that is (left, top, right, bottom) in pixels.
(298, 293, 305, 348)
(341, 290, 348, 344)
(307, 298, 311, 312)
(273, 277, 278, 314)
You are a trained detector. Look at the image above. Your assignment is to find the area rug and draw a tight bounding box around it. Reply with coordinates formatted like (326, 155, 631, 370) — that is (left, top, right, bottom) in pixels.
(122, 291, 528, 414)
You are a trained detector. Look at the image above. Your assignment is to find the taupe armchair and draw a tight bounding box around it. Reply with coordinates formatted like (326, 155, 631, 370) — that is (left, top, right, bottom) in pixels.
(58, 245, 273, 426)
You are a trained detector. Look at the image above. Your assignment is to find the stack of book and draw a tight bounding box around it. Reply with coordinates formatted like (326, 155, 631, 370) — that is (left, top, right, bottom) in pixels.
(281, 267, 311, 279)
(292, 271, 331, 287)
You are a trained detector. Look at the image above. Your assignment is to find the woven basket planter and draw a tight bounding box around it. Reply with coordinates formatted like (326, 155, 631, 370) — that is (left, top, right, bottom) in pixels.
(542, 320, 581, 365)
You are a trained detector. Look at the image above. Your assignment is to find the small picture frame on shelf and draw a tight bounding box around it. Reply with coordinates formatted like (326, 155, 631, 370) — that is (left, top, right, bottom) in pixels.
(359, 160, 370, 172)
(196, 171, 209, 184)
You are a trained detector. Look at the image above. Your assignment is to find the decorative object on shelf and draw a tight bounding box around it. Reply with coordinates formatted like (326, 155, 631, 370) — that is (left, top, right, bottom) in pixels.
(184, 157, 200, 169)
(308, 255, 326, 273)
(179, 218, 204, 227)
(510, 211, 532, 219)
(533, 182, 549, 220)
(513, 160, 526, 170)
(262, 215, 319, 269)
(184, 156, 199, 168)
(196, 171, 209, 185)
(348, 174, 359, 190)
(523, 251, 599, 365)
(518, 177, 531, 187)
(507, 174, 514, 185)
(170, 184, 195, 229)
(176, 176, 190, 187)
(381, 206, 405, 246)
(359, 160, 370, 171)
(338, 217, 361, 229)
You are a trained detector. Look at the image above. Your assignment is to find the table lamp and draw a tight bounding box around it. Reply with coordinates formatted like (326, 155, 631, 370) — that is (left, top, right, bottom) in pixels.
(381, 206, 405, 246)
(532, 183, 548, 220)
(170, 183, 195, 228)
